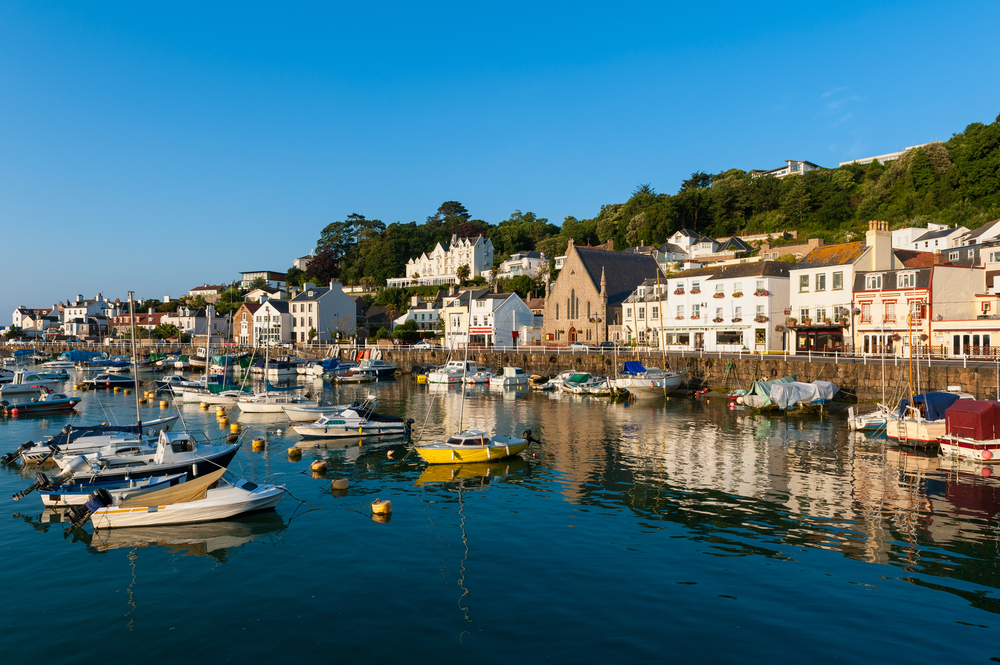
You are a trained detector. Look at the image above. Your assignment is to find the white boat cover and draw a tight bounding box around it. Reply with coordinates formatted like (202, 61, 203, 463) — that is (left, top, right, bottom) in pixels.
(769, 381, 838, 410)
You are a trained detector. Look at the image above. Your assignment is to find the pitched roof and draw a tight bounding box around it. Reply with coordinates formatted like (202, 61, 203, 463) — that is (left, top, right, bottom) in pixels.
(794, 241, 867, 269)
(893, 249, 949, 268)
(290, 286, 332, 301)
(238, 303, 262, 314)
(717, 237, 753, 253)
(261, 300, 289, 313)
(706, 260, 791, 280)
(656, 242, 687, 255)
(525, 297, 545, 311)
(190, 284, 226, 292)
(964, 218, 1000, 241)
(574, 247, 662, 306)
(912, 228, 958, 243)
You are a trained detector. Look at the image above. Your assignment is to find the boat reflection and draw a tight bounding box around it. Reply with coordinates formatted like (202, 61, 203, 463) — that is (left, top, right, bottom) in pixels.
(415, 457, 531, 487)
(82, 511, 288, 562)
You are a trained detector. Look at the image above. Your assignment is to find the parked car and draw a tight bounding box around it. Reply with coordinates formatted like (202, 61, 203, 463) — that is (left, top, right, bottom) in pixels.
(598, 341, 617, 349)
(569, 342, 591, 352)
(413, 341, 441, 350)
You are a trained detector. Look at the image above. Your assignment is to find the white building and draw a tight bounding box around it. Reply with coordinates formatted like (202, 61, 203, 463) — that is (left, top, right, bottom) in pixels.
(487, 250, 549, 280)
(838, 143, 932, 167)
(623, 262, 791, 352)
(11, 306, 59, 336)
(387, 234, 494, 288)
(288, 281, 357, 343)
(240, 270, 287, 291)
(162, 306, 229, 339)
(61, 294, 120, 338)
(440, 288, 535, 349)
(394, 294, 442, 332)
(254, 299, 291, 346)
(750, 159, 822, 179)
(893, 223, 969, 251)
(667, 229, 719, 259)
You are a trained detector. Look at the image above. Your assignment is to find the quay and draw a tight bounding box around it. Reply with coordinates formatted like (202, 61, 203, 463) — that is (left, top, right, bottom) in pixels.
(6, 342, 1000, 402)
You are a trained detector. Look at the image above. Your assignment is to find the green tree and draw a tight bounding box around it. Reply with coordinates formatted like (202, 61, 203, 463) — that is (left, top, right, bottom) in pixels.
(285, 266, 306, 288)
(456, 264, 471, 284)
(152, 323, 180, 339)
(780, 177, 810, 226)
(247, 276, 269, 291)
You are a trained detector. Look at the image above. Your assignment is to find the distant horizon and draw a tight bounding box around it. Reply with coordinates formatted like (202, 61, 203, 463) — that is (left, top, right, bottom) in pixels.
(3, 1, 998, 320)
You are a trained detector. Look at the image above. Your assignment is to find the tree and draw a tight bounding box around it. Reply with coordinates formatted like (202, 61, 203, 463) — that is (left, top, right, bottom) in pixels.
(308, 327, 317, 342)
(152, 323, 180, 339)
(456, 264, 471, 284)
(306, 249, 341, 284)
(247, 276, 269, 291)
(681, 172, 713, 191)
(285, 266, 306, 288)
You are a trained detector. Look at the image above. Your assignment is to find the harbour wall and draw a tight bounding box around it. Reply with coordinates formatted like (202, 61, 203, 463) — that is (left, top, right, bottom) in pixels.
(7, 344, 1000, 402)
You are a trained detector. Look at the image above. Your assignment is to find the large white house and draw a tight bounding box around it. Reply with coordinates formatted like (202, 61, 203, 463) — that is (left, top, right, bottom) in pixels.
(394, 294, 443, 332)
(487, 250, 549, 281)
(441, 288, 536, 349)
(254, 299, 291, 346)
(387, 234, 494, 288)
(288, 281, 357, 343)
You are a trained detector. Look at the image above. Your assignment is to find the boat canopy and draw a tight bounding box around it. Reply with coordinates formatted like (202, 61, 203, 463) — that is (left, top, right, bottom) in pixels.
(568, 373, 591, 383)
(622, 361, 647, 376)
(897, 392, 962, 421)
(59, 350, 104, 362)
(770, 381, 838, 410)
(13, 349, 35, 358)
(944, 400, 1000, 439)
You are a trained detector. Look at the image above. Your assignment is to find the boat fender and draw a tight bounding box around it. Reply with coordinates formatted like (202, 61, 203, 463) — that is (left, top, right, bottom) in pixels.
(387, 450, 394, 458)
(371, 498, 392, 515)
(331, 478, 349, 490)
(288, 447, 302, 460)
(65, 488, 113, 528)
(12, 472, 52, 501)
(983, 449, 993, 460)
(311, 460, 327, 474)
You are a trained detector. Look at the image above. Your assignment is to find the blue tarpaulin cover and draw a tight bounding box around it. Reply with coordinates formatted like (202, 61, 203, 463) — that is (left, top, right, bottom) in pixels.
(58, 350, 104, 362)
(622, 361, 647, 375)
(897, 392, 961, 421)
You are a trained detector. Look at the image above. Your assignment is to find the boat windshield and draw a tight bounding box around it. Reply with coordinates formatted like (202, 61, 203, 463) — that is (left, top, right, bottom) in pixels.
(447, 436, 491, 446)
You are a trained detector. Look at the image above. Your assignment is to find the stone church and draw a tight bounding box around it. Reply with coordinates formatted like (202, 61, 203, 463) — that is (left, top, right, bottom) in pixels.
(542, 239, 662, 345)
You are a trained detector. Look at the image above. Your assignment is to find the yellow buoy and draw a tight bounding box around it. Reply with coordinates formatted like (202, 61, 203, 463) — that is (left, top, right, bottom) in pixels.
(200, 402, 209, 410)
(138, 397, 146, 405)
(331, 478, 349, 490)
(73, 384, 80, 390)
(113, 387, 121, 393)
(216, 408, 226, 417)
(124, 388, 131, 395)
(252, 439, 265, 452)
(416, 375, 427, 384)
(160, 400, 168, 408)
(230, 423, 241, 433)
(311, 460, 327, 474)
(288, 447, 302, 460)
(371, 498, 392, 515)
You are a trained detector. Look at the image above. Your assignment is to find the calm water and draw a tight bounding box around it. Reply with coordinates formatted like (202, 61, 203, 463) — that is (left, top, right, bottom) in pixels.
(2, 371, 999, 664)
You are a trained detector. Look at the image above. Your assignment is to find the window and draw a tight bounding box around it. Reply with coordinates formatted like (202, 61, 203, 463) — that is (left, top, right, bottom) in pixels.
(816, 274, 826, 291)
(991, 252, 1000, 263)
(799, 308, 810, 321)
(897, 273, 915, 289)
(866, 274, 882, 289)
(587, 301, 591, 319)
(652, 306, 658, 319)
(969, 250, 975, 259)
(734, 306, 742, 318)
(715, 307, 723, 318)
(555, 304, 559, 320)
(715, 284, 724, 295)
(624, 306, 630, 320)
(734, 282, 743, 293)
(676, 305, 684, 318)
(815, 307, 826, 322)
(949, 251, 960, 260)
(717, 331, 742, 345)
(832, 271, 843, 290)
(692, 304, 701, 318)
(292, 304, 296, 313)
(473, 316, 478, 326)
(692, 281, 700, 291)
(756, 280, 764, 290)
(308, 304, 313, 312)
(799, 275, 809, 292)
(638, 307, 645, 320)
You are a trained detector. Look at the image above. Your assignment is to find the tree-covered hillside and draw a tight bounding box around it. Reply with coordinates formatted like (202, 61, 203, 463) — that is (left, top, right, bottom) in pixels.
(300, 113, 1000, 287)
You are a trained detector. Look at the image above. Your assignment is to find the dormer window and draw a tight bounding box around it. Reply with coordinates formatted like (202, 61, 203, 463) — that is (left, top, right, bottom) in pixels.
(897, 272, 915, 289)
(866, 274, 883, 290)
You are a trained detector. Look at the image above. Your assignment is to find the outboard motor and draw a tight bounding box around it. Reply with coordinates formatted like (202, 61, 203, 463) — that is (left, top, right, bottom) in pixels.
(521, 429, 540, 445)
(65, 489, 113, 528)
(12, 473, 52, 501)
(1, 440, 36, 466)
(58, 455, 94, 479)
(405, 418, 415, 435)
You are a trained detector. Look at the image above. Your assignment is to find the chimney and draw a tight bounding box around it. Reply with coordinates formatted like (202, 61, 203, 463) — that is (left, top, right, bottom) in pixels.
(607, 238, 614, 252)
(148, 307, 154, 315)
(411, 294, 421, 307)
(866, 220, 892, 271)
(934, 249, 947, 265)
(449, 284, 458, 296)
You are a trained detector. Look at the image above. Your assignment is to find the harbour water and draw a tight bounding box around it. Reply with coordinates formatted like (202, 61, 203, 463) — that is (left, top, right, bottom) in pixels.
(2, 373, 999, 663)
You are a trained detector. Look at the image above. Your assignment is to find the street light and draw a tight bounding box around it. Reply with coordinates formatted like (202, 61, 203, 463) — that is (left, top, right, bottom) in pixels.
(590, 317, 602, 346)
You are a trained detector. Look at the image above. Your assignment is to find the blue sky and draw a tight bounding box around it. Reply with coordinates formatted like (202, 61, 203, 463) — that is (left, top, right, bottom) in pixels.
(2, 1, 998, 320)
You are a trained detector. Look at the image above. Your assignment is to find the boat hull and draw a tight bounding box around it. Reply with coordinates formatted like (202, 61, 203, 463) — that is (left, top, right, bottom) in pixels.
(611, 374, 684, 395)
(67, 445, 240, 484)
(940, 436, 1000, 462)
(415, 440, 528, 464)
(92, 486, 285, 528)
(886, 419, 943, 446)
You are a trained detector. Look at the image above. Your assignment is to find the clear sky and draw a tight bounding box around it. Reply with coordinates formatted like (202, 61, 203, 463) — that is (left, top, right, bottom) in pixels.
(2, 1, 998, 319)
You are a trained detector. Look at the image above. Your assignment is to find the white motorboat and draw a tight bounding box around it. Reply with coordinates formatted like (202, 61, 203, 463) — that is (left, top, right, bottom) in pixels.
(0, 370, 63, 395)
(49, 429, 241, 485)
(40, 360, 75, 369)
(291, 402, 412, 438)
(281, 396, 375, 422)
(427, 360, 486, 384)
(69, 468, 286, 529)
(462, 369, 495, 384)
(557, 372, 606, 394)
(236, 391, 317, 414)
(491, 366, 529, 388)
(609, 361, 684, 396)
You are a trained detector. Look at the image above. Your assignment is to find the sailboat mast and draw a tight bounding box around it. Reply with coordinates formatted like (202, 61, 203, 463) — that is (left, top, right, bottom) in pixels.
(656, 268, 667, 396)
(458, 308, 471, 433)
(127, 292, 142, 427)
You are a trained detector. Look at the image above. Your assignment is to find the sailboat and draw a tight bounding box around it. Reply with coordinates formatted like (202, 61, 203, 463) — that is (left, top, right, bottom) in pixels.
(236, 340, 316, 413)
(414, 342, 537, 464)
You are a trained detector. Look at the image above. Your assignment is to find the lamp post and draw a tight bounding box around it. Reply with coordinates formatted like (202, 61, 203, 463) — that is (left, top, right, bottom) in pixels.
(590, 317, 602, 347)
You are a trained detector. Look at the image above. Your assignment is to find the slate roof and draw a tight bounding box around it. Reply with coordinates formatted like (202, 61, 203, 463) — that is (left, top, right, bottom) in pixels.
(656, 242, 688, 255)
(261, 300, 289, 313)
(912, 228, 958, 243)
(575, 247, 662, 307)
(893, 250, 948, 268)
(794, 241, 867, 269)
(716, 237, 753, 253)
(291, 286, 333, 301)
(963, 219, 1000, 241)
(706, 260, 791, 281)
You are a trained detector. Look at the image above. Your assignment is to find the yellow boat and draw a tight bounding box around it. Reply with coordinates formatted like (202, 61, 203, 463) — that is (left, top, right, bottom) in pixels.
(414, 429, 536, 464)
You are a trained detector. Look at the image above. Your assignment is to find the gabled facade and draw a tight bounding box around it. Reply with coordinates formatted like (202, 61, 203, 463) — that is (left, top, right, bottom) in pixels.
(542, 241, 661, 345)
(254, 299, 291, 346)
(288, 281, 357, 343)
(488, 250, 549, 280)
(441, 288, 489, 349)
(394, 294, 443, 332)
(667, 229, 719, 258)
(161, 306, 229, 339)
(387, 234, 495, 288)
(233, 303, 261, 346)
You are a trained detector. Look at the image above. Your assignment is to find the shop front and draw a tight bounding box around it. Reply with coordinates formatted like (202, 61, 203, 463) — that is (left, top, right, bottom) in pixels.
(793, 326, 846, 354)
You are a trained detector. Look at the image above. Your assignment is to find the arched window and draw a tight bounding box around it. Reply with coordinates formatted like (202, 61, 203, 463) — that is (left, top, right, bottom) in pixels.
(570, 289, 576, 318)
